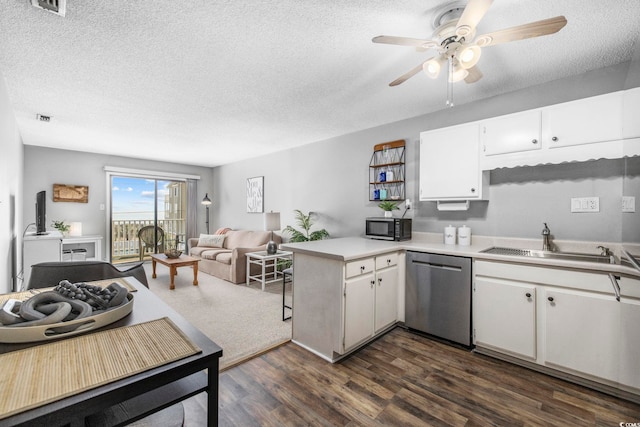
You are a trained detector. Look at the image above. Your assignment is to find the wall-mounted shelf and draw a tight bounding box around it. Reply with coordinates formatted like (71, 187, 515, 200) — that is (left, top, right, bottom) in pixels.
(369, 140, 405, 202)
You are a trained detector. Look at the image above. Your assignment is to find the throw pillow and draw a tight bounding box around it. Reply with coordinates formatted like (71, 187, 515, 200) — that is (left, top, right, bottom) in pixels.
(198, 233, 226, 248)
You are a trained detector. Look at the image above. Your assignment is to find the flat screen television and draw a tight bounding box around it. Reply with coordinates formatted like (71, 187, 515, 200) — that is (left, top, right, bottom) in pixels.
(36, 190, 47, 235)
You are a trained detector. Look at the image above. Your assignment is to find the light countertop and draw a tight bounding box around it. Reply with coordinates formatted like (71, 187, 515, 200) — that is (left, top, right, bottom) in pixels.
(281, 233, 640, 278)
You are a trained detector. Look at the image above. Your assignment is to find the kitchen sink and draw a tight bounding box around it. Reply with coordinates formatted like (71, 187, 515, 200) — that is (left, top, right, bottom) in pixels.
(480, 246, 616, 264)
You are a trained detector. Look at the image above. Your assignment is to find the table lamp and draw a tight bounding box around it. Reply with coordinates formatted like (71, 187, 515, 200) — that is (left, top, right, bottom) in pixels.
(264, 211, 280, 255)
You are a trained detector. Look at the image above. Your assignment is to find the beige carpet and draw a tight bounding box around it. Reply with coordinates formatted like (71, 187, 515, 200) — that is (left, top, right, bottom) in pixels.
(141, 263, 292, 370)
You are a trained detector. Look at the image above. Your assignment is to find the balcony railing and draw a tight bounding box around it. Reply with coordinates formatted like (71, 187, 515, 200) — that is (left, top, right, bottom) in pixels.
(111, 219, 186, 264)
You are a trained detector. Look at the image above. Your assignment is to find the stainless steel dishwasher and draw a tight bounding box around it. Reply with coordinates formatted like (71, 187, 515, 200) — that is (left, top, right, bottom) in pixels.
(405, 251, 472, 347)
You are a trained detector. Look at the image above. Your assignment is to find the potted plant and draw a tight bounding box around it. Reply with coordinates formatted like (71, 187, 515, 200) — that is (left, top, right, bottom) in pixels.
(281, 210, 330, 271)
(378, 201, 399, 218)
(51, 220, 70, 236)
(284, 210, 330, 242)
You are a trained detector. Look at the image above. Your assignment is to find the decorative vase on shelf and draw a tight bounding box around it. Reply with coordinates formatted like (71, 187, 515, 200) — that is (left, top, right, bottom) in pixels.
(384, 211, 393, 218)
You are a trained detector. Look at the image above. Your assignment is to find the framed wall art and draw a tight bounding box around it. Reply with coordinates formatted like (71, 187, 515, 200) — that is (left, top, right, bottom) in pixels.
(246, 176, 264, 213)
(53, 184, 89, 203)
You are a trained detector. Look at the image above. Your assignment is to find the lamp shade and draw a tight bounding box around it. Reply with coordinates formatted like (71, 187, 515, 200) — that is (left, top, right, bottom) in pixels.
(202, 193, 212, 205)
(69, 222, 82, 236)
(264, 212, 281, 231)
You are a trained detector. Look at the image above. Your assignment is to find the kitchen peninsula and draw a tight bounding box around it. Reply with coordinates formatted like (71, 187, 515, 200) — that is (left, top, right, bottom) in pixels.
(282, 234, 640, 403)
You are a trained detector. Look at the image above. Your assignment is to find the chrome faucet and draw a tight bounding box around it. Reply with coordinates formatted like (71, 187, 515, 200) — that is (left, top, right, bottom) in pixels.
(542, 223, 553, 251)
(597, 245, 616, 264)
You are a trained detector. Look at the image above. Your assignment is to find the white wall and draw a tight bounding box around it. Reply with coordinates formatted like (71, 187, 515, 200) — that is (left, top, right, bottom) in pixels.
(0, 71, 23, 293)
(212, 60, 640, 244)
(22, 146, 214, 266)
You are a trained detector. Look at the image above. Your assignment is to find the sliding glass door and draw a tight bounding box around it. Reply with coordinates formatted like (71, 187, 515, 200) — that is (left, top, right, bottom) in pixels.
(110, 176, 187, 264)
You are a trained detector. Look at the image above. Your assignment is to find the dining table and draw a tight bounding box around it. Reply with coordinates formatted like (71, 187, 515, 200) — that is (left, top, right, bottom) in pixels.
(0, 277, 223, 427)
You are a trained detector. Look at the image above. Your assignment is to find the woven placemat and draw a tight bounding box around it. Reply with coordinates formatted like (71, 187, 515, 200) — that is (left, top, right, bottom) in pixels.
(0, 317, 201, 420)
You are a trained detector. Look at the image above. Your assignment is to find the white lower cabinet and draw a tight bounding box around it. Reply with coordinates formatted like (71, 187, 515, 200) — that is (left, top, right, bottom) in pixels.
(543, 288, 619, 383)
(343, 252, 398, 353)
(473, 277, 536, 360)
(474, 260, 640, 396)
(374, 264, 398, 333)
(344, 272, 376, 351)
(619, 277, 640, 391)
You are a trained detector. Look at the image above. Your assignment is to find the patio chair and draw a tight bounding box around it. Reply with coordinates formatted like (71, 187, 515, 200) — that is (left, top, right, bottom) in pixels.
(27, 260, 149, 289)
(138, 225, 165, 261)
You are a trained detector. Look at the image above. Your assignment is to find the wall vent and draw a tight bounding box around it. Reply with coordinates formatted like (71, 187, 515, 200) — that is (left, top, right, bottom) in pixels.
(30, 0, 66, 17)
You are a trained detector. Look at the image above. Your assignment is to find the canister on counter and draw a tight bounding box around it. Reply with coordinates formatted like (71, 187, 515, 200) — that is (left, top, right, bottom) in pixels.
(444, 225, 456, 244)
(458, 225, 471, 246)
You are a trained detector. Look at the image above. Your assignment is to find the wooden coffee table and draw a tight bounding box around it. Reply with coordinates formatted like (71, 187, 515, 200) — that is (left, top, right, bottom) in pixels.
(150, 253, 199, 290)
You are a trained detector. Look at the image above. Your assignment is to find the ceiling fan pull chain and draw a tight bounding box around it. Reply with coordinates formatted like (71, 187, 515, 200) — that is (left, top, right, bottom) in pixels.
(446, 57, 454, 108)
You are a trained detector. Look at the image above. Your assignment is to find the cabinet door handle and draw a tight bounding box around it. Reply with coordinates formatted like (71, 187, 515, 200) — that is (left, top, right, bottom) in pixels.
(525, 292, 532, 298)
(360, 266, 365, 272)
(547, 296, 554, 302)
(532, 139, 538, 144)
(378, 278, 382, 285)
(370, 280, 375, 288)
(552, 136, 558, 142)
(387, 259, 391, 265)
(470, 188, 476, 193)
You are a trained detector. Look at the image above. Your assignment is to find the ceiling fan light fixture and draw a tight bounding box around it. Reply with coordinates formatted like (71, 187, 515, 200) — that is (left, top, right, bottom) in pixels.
(423, 58, 443, 79)
(458, 45, 481, 69)
(449, 66, 469, 83)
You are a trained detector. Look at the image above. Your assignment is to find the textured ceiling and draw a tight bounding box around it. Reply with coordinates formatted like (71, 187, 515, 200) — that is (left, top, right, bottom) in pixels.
(1, 1, 639, 167)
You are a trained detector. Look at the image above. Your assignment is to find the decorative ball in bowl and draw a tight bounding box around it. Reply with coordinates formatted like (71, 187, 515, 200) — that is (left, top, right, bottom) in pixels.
(164, 249, 182, 259)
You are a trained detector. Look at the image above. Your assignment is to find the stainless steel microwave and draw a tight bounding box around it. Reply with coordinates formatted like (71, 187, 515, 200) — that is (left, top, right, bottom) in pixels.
(365, 217, 412, 241)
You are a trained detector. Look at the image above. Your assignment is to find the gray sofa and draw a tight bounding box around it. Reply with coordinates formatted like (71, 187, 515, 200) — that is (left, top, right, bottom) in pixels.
(188, 230, 282, 284)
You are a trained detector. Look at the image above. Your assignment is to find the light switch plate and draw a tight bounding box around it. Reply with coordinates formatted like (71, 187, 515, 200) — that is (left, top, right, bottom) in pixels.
(622, 196, 636, 213)
(571, 197, 600, 213)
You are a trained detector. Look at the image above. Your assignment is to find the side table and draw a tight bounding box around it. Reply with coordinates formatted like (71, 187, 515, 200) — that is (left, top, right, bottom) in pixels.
(246, 251, 292, 291)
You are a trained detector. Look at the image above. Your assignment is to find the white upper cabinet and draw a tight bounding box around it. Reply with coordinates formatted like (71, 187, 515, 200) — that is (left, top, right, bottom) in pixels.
(419, 123, 486, 201)
(623, 87, 640, 139)
(481, 110, 542, 156)
(476, 90, 639, 170)
(542, 91, 623, 149)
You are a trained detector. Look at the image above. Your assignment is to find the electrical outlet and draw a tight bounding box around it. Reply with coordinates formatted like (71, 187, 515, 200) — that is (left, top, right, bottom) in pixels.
(571, 197, 600, 213)
(622, 196, 636, 213)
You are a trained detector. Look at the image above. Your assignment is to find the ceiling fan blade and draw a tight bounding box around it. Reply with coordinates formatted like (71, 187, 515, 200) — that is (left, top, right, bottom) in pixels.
(389, 58, 435, 86)
(372, 35, 438, 50)
(464, 65, 483, 83)
(455, 0, 494, 38)
(475, 16, 567, 47)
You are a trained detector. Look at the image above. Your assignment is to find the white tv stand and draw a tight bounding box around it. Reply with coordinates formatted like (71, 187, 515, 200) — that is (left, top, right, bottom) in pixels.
(22, 232, 103, 291)
(62, 235, 103, 262)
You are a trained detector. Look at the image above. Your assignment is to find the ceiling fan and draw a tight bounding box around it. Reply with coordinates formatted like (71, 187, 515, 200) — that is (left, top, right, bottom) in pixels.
(373, 0, 567, 87)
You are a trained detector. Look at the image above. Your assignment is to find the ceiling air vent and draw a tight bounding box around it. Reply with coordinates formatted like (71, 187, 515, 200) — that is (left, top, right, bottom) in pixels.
(30, 0, 66, 17)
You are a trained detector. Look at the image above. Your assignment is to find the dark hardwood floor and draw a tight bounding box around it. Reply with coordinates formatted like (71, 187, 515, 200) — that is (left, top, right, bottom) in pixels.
(186, 327, 640, 426)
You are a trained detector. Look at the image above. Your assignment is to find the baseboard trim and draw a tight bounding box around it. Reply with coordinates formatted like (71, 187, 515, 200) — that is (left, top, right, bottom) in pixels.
(220, 338, 291, 372)
(474, 346, 640, 405)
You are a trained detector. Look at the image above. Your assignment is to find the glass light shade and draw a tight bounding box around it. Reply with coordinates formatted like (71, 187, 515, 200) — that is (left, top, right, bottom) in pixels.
(422, 58, 443, 79)
(458, 45, 481, 69)
(449, 66, 469, 83)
